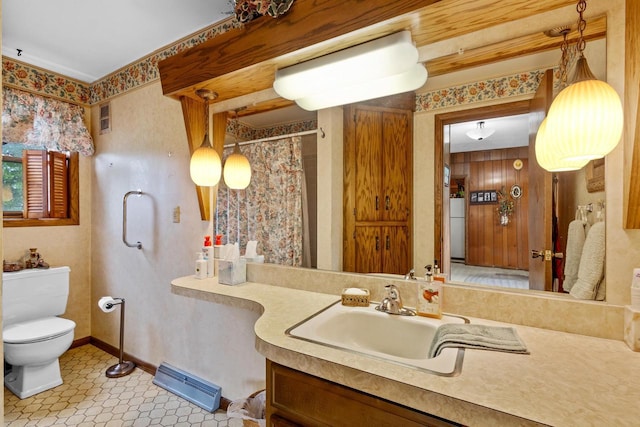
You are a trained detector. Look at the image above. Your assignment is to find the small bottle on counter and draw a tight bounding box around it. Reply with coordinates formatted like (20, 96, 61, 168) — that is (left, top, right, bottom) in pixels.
(195, 252, 207, 279)
(202, 236, 214, 277)
(417, 264, 442, 319)
(433, 259, 446, 283)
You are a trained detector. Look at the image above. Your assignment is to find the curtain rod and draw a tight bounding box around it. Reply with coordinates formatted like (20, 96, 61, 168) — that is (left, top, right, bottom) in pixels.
(224, 129, 320, 148)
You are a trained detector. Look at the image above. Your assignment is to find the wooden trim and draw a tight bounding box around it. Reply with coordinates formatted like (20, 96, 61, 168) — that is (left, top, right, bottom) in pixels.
(425, 15, 606, 78)
(85, 337, 232, 410)
(158, 0, 576, 103)
(49, 151, 69, 218)
(625, 0, 640, 228)
(89, 337, 157, 376)
(180, 96, 210, 221)
(434, 101, 531, 269)
(4, 152, 79, 227)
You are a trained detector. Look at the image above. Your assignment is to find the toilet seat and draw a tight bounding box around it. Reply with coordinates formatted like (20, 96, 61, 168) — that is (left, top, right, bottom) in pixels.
(3, 317, 76, 344)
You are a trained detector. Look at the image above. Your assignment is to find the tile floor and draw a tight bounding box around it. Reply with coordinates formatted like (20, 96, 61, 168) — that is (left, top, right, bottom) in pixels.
(449, 262, 529, 289)
(4, 345, 244, 427)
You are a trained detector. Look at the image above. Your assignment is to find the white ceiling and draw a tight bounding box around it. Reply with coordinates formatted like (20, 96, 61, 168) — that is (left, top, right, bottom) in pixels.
(448, 114, 530, 153)
(2, 0, 234, 83)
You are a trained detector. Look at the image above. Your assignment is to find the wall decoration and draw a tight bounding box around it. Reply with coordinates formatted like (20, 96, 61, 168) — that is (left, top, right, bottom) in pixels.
(497, 187, 515, 226)
(510, 184, 522, 199)
(470, 190, 497, 205)
(235, 0, 295, 23)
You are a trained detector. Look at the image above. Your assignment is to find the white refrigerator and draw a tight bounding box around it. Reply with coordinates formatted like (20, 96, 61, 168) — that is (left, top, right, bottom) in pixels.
(450, 198, 465, 260)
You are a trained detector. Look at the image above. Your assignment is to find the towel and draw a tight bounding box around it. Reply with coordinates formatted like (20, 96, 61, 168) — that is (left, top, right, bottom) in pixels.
(570, 221, 605, 300)
(563, 219, 586, 292)
(428, 323, 529, 358)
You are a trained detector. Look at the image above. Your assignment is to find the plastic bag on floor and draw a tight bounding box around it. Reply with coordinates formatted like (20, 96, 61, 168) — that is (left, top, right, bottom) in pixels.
(227, 390, 266, 427)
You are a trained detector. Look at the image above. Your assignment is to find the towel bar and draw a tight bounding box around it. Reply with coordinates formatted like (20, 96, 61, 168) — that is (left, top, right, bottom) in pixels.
(123, 190, 143, 249)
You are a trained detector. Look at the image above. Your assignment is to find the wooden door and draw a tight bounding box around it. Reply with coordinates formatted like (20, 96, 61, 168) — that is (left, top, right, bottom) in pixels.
(355, 109, 383, 222)
(355, 226, 381, 273)
(382, 226, 410, 274)
(382, 111, 410, 222)
(528, 69, 554, 291)
(344, 96, 413, 274)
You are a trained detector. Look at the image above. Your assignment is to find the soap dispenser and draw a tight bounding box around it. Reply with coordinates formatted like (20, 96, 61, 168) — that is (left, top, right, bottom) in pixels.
(433, 259, 446, 283)
(195, 253, 207, 279)
(417, 264, 442, 319)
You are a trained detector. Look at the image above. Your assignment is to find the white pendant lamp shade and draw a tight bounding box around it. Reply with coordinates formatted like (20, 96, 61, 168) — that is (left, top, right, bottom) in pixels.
(223, 145, 252, 190)
(535, 118, 589, 172)
(189, 139, 222, 186)
(273, 31, 427, 111)
(545, 57, 623, 163)
(466, 121, 495, 141)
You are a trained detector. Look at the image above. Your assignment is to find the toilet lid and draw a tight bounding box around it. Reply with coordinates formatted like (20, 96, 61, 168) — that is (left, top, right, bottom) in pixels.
(3, 317, 76, 344)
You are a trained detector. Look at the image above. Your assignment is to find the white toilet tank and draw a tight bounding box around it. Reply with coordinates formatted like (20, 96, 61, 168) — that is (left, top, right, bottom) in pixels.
(2, 266, 71, 327)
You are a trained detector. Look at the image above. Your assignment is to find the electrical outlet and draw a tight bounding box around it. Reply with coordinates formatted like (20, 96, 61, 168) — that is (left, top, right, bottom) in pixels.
(173, 206, 180, 223)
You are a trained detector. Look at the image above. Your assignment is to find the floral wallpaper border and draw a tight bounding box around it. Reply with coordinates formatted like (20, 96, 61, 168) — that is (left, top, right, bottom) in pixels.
(90, 19, 240, 105)
(2, 58, 91, 105)
(415, 68, 565, 113)
(3, 13, 567, 123)
(1, 18, 240, 106)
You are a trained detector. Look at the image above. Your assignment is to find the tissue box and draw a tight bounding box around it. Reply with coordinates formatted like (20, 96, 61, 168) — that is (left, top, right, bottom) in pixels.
(218, 259, 246, 285)
(242, 255, 264, 264)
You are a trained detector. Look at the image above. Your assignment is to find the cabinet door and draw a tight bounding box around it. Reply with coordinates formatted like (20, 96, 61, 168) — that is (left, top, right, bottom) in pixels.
(382, 226, 410, 274)
(382, 111, 411, 222)
(355, 226, 382, 273)
(354, 108, 383, 222)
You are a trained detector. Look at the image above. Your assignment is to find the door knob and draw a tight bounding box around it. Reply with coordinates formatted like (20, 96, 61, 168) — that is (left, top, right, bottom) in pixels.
(531, 249, 544, 260)
(531, 249, 563, 261)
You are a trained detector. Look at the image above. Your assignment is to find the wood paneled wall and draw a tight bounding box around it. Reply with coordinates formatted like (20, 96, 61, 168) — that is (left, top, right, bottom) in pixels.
(450, 147, 529, 270)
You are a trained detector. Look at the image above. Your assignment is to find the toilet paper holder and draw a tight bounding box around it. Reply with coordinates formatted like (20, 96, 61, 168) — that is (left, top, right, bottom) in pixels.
(98, 296, 136, 378)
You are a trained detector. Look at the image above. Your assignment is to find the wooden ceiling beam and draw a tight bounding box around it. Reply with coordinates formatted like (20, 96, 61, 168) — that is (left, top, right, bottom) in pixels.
(425, 15, 607, 78)
(158, 0, 577, 104)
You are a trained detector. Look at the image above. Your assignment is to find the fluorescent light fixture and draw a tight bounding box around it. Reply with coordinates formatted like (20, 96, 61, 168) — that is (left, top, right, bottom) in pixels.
(466, 121, 495, 141)
(273, 31, 427, 111)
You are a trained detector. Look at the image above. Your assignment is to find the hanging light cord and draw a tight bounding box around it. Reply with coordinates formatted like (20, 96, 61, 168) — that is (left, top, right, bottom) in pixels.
(576, 0, 587, 56)
(560, 29, 570, 86)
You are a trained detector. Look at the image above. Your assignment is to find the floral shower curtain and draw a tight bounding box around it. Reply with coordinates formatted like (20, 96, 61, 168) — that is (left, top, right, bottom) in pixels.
(216, 136, 305, 266)
(2, 86, 94, 155)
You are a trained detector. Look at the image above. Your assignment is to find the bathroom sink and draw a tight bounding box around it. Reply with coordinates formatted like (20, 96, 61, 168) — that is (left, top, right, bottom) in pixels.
(286, 301, 468, 376)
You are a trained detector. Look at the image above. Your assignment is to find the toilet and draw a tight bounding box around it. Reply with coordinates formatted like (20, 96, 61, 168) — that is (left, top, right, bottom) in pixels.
(2, 266, 76, 399)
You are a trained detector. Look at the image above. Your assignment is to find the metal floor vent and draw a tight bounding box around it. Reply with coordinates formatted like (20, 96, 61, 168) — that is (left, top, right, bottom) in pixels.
(152, 362, 221, 412)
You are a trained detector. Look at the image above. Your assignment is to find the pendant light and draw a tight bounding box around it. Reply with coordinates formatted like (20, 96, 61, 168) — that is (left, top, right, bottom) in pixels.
(543, 0, 623, 165)
(189, 89, 222, 186)
(223, 113, 252, 190)
(535, 117, 589, 172)
(466, 121, 495, 141)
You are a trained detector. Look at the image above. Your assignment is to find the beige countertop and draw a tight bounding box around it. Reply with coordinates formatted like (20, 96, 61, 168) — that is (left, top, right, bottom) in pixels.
(172, 275, 640, 427)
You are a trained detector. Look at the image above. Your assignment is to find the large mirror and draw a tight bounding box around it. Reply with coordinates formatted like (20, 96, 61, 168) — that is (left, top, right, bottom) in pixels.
(215, 23, 609, 300)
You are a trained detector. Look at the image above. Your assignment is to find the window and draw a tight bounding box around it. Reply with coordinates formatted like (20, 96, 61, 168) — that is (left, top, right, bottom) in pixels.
(2, 143, 79, 227)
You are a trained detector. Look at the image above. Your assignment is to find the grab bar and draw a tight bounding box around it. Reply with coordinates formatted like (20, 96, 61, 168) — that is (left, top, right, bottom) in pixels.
(123, 190, 143, 250)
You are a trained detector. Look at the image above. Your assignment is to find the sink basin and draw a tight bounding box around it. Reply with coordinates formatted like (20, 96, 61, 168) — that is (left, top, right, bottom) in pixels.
(286, 301, 468, 376)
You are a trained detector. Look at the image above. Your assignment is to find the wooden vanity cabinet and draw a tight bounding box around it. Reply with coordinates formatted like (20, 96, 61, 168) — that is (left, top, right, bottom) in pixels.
(266, 360, 459, 427)
(343, 94, 414, 274)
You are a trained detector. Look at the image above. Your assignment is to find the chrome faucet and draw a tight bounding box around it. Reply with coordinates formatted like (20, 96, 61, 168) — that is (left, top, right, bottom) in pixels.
(404, 268, 416, 280)
(375, 284, 416, 316)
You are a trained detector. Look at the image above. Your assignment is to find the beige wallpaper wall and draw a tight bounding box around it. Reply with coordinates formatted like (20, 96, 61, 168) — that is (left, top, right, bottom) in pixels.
(89, 83, 265, 400)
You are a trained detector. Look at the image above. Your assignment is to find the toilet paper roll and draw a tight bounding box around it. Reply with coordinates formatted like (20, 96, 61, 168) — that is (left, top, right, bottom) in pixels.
(98, 296, 118, 313)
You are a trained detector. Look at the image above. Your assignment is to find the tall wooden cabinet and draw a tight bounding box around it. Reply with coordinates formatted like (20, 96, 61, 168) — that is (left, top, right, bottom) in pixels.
(343, 94, 414, 274)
